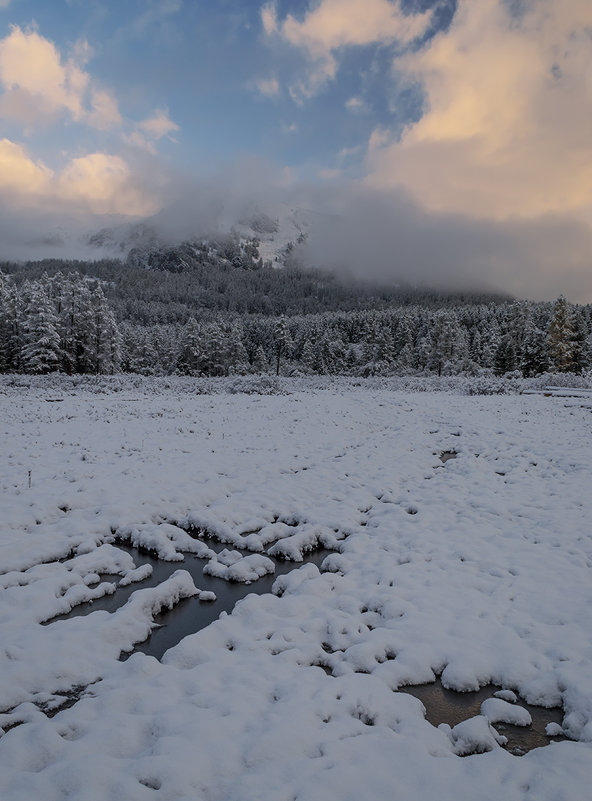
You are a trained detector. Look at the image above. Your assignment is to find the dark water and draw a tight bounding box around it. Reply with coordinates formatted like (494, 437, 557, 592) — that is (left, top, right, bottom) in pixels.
(52, 543, 333, 661)
(47, 535, 567, 756)
(439, 450, 458, 463)
(398, 679, 565, 755)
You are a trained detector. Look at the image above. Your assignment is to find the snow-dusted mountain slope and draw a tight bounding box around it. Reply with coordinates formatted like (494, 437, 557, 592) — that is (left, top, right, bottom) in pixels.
(84, 201, 326, 267)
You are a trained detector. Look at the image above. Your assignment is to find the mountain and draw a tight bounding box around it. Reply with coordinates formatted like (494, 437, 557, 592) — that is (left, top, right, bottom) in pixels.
(83, 201, 326, 270)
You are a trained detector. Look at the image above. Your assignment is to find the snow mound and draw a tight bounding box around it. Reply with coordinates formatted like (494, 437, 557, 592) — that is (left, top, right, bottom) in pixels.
(449, 716, 507, 755)
(493, 689, 517, 703)
(481, 698, 532, 726)
(203, 551, 275, 583)
(118, 523, 216, 561)
(267, 526, 340, 561)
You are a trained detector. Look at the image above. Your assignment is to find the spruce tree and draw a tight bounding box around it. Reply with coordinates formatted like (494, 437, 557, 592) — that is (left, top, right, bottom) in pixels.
(21, 284, 61, 374)
(547, 297, 575, 373)
(176, 317, 203, 375)
(274, 316, 292, 376)
(570, 310, 591, 374)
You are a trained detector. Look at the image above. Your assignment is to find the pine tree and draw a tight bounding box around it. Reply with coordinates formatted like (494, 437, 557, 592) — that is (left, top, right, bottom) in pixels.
(494, 335, 516, 376)
(252, 344, 270, 373)
(547, 297, 575, 373)
(59, 274, 95, 373)
(89, 286, 121, 374)
(300, 338, 317, 372)
(176, 317, 203, 375)
(429, 311, 464, 375)
(0, 273, 9, 371)
(21, 284, 61, 374)
(274, 316, 292, 376)
(570, 310, 591, 374)
(520, 320, 548, 376)
(225, 322, 248, 375)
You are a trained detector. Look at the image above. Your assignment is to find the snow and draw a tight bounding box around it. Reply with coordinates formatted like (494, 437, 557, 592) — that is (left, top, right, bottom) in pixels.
(203, 550, 275, 582)
(448, 715, 507, 755)
(0, 375, 591, 799)
(480, 698, 532, 727)
(494, 689, 518, 703)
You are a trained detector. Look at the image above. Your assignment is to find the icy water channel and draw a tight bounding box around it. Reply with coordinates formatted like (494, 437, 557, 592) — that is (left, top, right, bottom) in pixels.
(56, 541, 333, 661)
(53, 534, 566, 756)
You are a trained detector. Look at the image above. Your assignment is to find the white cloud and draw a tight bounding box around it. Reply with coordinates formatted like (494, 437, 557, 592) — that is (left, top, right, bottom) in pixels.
(0, 26, 120, 129)
(254, 76, 280, 97)
(263, 0, 432, 99)
(0, 137, 156, 216)
(261, 3, 278, 36)
(57, 152, 155, 215)
(0, 138, 53, 195)
(124, 109, 180, 153)
(123, 130, 157, 155)
(88, 88, 122, 130)
(366, 0, 592, 224)
(345, 96, 366, 113)
(138, 108, 179, 140)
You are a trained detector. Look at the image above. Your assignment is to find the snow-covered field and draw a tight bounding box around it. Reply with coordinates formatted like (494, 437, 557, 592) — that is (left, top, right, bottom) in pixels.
(0, 376, 591, 800)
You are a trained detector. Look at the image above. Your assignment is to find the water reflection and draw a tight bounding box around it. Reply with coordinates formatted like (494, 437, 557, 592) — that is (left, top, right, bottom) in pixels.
(56, 543, 333, 661)
(398, 679, 565, 755)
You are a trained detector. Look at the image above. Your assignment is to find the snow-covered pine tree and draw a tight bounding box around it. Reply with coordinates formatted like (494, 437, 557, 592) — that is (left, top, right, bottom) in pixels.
(90, 286, 121, 374)
(520, 319, 548, 376)
(176, 317, 203, 375)
(274, 315, 292, 376)
(251, 344, 270, 373)
(21, 283, 61, 374)
(547, 296, 575, 373)
(59, 274, 95, 373)
(494, 335, 517, 376)
(570, 309, 592, 374)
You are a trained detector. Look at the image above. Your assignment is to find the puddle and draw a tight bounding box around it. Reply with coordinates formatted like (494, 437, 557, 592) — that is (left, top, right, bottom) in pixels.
(439, 451, 457, 464)
(51, 543, 334, 661)
(398, 678, 565, 755)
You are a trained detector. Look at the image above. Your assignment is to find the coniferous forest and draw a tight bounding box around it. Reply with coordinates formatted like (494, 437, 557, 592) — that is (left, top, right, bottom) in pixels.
(1, 235, 590, 378)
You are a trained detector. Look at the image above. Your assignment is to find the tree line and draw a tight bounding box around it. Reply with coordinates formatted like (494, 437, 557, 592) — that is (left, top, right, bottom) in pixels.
(1, 270, 590, 377)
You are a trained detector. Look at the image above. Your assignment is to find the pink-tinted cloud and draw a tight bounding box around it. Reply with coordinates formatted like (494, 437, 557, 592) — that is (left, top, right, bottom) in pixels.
(366, 0, 592, 224)
(0, 137, 156, 215)
(0, 26, 121, 129)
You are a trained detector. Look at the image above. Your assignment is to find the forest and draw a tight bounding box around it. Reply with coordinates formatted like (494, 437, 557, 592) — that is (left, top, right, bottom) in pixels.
(0, 235, 590, 378)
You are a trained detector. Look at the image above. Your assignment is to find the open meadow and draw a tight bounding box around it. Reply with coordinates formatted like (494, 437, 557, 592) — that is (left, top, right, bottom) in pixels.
(0, 376, 591, 800)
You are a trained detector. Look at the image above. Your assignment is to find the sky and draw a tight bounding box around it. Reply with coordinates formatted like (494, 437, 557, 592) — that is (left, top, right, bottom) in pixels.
(1, 0, 591, 302)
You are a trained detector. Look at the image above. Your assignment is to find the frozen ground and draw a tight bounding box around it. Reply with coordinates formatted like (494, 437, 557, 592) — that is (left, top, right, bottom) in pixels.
(0, 376, 591, 800)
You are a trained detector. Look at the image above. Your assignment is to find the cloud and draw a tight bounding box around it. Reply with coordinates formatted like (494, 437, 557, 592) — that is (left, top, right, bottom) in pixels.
(366, 0, 592, 223)
(0, 26, 120, 129)
(57, 153, 157, 215)
(254, 76, 280, 97)
(138, 109, 179, 140)
(124, 0, 182, 38)
(345, 96, 367, 113)
(124, 109, 180, 153)
(0, 137, 156, 216)
(261, 4, 278, 36)
(87, 89, 122, 130)
(263, 0, 432, 99)
(0, 138, 53, 195)
(297, 182, 592, 303)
